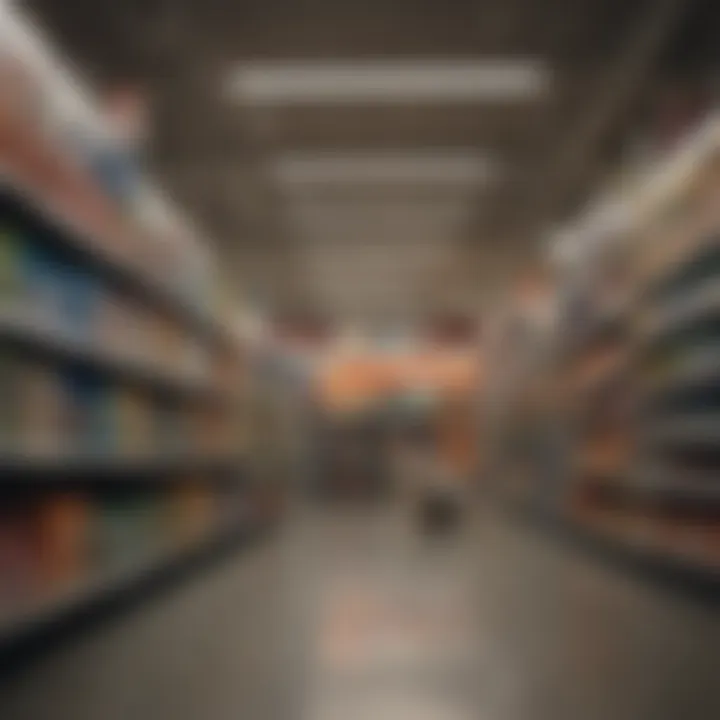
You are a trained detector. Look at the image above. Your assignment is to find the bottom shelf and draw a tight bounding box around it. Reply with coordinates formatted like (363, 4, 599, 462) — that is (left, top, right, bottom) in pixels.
(503, 496, 720, 603)
(0, 516, 259, 661)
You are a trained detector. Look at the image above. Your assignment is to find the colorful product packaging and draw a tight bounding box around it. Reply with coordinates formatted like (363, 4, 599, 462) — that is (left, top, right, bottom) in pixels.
(114, 388, 154, 457)
(95, 490, 165, 570)
(0, 225, 25, 313)
(21, 240, 66, 331)
(19, 361, 66, 457)
(34, 492, 91, 592)
(0, 352, 22, 452)
(167, 481, 215, 547)
(0, 504, 39, 619)
(154, 400, 186, 454)
(59, 369, 114, 456)
(58, 264, 100, 343)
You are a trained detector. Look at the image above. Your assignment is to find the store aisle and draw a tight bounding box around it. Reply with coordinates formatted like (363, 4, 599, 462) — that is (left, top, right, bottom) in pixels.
(0, 505, 717, 720)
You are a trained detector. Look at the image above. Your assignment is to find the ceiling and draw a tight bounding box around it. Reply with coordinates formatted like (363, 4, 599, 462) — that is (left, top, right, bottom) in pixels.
(22, 0, 711, 325)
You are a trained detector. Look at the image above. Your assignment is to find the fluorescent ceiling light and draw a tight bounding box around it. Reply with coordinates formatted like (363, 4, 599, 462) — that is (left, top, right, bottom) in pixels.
(272, 152, 493, 185)
(227, 59, 549, 104)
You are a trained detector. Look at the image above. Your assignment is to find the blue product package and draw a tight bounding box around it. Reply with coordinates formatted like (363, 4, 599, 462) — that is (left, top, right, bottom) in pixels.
(155, 400, 185, 454)
(61, 370, 114, 456)
(22, 240, 65, 329)
(61, 265, 99, 343)
(89, 144, 139, 207)
(0, 226, 25, 311)
(67, 123, 139, 207)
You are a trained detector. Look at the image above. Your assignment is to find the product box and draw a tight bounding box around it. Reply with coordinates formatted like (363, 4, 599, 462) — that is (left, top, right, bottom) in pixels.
(96, 490, 163, 570)
(0, 504, 39, 619)
(95, 493, 140, 570)
(86, 142, 140, 209)
(151, 314, 182, 368)
(154, 399, 186, 454)
(21, 240, 66, 331)
(59, 369, 114, 456)
(167, 481, 215, 547)
(35, 492, 91, 592)
(114, 388, 154, 457)
(140, 490, 167, 554)
(192, 407, 216, 455)
(214, 482, 249, 527)
(0, 52, 44, 126)
(19, 361, 66, 457)
(182, 338, 209, 380)
(0, 225, 26, 313)
(95, 292, 138, 361)
(212, 348, 241, 393)
(0, 352, 22, 452)
(58, 264, 100, 343)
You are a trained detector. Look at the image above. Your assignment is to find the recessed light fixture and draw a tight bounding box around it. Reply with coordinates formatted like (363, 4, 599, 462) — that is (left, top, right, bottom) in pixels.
(272, 152, 494, 186)
(226, 59, 550, 105)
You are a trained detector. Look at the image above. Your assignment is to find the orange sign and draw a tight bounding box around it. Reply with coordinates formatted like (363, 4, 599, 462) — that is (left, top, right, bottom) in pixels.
(317, 350, 481, 412)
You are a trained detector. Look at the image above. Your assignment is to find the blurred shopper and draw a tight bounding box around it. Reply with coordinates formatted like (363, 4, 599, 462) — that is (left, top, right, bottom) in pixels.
(396, 424, 463, 535)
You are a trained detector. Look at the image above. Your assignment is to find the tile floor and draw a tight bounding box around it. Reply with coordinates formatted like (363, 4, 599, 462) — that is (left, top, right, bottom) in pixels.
(0, 504, 717, 720)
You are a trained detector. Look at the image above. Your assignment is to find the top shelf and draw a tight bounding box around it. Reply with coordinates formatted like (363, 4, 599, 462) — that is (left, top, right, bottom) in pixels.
(0, 4, 240, 354)
(553, 112, 720, 267)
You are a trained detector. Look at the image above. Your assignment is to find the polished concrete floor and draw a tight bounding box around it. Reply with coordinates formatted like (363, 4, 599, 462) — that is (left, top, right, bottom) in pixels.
(0, 504, 718, 720)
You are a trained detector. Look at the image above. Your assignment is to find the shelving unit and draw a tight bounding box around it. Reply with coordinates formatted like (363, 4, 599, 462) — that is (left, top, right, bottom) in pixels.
(0, 452, 247, 478)
(0, 176, 235, 350)
(0, 4, 263, 654)
(487, 110, 720, 595)
(0, 517, 254, 659)
(0, 311, 227, 401)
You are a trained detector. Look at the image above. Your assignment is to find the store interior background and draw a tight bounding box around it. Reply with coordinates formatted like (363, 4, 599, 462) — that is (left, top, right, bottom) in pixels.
(1, 1, 719, 719)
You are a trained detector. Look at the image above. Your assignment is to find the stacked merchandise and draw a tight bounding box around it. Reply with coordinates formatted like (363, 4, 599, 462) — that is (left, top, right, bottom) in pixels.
(0, 7, 215, 317)
(0, 211, 209, 384)
(626, 149, 720, 568)
(484, 288, 566, 508)
(0, 484, 232, 629)
(553, 242, 636, 523)
(487, 113, 720, 582)
(558, 123, 720, 572)
(0, 345, 243, 462)
(0, 5, 258, 648)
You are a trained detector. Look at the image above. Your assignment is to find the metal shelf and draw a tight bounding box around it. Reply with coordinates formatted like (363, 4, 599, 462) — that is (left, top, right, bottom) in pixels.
(0, 452, 246, 481)
(645, 415, 720, 448)
(0, 312, 221, 400)
(628, 471, 720, 508)
(0, 179, 236, 352)
(585, 469, 720, 509)
(640, 347, 720, 404)
(645, 229, 720, 301)
(0, 519, 255, 657)
(639, 276, 720, 344)
(505, 498, 720, 602)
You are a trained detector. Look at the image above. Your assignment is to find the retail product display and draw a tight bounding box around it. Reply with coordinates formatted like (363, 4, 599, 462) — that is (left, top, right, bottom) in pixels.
(0, 208, 213, 386)
(0, 484, 237, 629)
(486, 112, 720, 587)
(0, 5, 257, 654)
